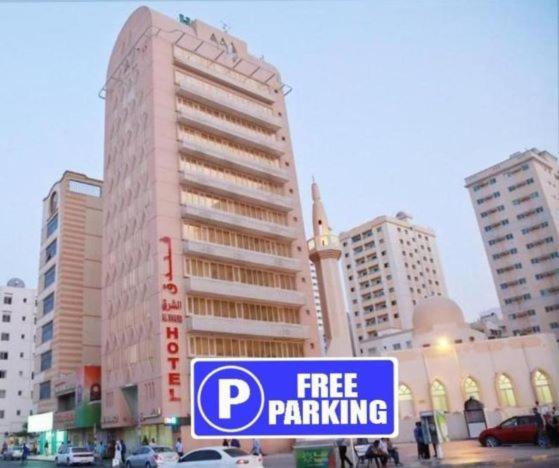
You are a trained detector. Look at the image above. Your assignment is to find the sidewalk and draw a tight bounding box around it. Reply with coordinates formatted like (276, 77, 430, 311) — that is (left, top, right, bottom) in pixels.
(263, 440, 559, 467)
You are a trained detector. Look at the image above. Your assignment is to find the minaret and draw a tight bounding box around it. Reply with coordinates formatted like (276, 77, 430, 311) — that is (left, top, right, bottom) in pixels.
(308, 181, 354, 357)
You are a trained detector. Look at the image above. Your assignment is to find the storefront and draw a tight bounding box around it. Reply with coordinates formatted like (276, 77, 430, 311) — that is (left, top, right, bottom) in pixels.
(27, 412, 67, 455)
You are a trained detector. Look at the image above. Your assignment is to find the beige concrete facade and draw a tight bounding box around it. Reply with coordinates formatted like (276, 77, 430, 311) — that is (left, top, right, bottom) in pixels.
(465, 149, 559, 339)
(340, 212, 448, 355)
(0, 279, 36, 438)
(101, 7, 320, 452)
(33, 172, 102, 419)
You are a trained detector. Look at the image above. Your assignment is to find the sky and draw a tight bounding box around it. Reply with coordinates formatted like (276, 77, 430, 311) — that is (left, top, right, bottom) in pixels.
(0, 0, 557, 321)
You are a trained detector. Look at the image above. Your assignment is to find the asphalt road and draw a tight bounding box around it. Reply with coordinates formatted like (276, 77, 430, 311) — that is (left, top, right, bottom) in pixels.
(1, 460, 558, 467)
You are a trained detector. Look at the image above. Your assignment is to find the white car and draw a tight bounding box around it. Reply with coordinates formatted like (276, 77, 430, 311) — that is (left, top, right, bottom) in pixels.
(55, 446, 95, 465)
(171, 447, 263, 467)
(3, 445, 23, 460)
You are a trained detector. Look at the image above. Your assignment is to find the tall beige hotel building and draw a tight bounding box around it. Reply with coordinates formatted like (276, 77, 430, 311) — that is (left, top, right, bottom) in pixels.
(101, 7, 320, 450)
(466, 149, 559, 339)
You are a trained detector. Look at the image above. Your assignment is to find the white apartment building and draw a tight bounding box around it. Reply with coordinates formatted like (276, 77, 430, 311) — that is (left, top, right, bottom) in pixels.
(465, 148, 559, 339)
(0, 278, 36, 438)
(340, 212, 448, 355)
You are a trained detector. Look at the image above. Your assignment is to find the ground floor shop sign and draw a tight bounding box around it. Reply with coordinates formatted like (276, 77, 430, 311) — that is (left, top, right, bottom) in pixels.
(191, 358, 397, 438)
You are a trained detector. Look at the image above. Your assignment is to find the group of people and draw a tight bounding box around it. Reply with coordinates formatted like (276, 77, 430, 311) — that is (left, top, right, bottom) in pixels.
(533, 405, 559, 448)
(222, 438, 263, 456)
(413, 421, 439, 459)
(337, 438, 401, 467)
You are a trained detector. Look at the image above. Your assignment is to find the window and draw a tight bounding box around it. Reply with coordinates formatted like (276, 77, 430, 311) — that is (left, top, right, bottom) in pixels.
(497, 374, 517, 406)
(42, 322, 53, 343)
(0, 333, 8, 341)
(0, 390, 5, 398)
(44, 266, 56, 288)
(39, 381, 51, 400)
(533, 370, 554, 405)
(0, 410, 4, 419)
(431, 380, 448, 411)
(464, 376, 481, 400)
(45, 240, 57, 262)
(398, 384, 415, 418)
(43, 293, 55, 315)
(2, 314, 10, 323)
(0, 352, 8, 360)
(3, 296, 12, 305)
(0, 371, 6, 379)
(182, 450, 222, 462)
(46, 215, 58, 237)
(40, 351, 52, 372)
(68, 180, 101, 197)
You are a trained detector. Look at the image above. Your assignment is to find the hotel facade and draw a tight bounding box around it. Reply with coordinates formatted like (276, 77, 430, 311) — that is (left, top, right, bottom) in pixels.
(30, 171, 102, 453)
(339, 212, 448, 355)
(465, 149, 559, 339)
(101, 7, 320, 452)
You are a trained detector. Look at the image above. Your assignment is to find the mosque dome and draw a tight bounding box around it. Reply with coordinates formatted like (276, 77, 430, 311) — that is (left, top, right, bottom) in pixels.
(6, 277, 25, 288)
(412, 295, 465, 333)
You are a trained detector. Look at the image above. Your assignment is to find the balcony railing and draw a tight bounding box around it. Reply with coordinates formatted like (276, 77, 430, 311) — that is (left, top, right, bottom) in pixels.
(173, 46, 276, 103)
(176, 74, 282, 130)
(184, 276, 306, 306)
(185, 315, 309, 340)
(180, 169, 293, 212)
(177, 106, 284, 156)
(183, 239, 301, 272)
(181, 204, 297, 240)
(179, 139, 289, 183)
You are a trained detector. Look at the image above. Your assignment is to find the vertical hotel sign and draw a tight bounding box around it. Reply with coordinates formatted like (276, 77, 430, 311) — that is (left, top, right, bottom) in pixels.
(160, 236, 183, 403)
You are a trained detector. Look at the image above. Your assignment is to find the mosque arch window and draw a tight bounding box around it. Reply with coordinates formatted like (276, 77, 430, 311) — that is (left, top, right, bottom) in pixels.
(497, 373, 517, 407)
(464, 376, 481, 401)
(398, 384, 415, 418)
(431, 379, 448, 412)
(533, 370, 554, 405)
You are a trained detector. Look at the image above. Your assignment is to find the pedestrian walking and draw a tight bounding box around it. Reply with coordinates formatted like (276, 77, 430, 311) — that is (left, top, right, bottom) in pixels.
(120, 440, 127, 463)
(175, 437, 183, 457)
(21, 444, 29, 464)
(336, 439, 353, 467)
(113, 440, 122, 467)
(251, 439, 262, 456)
(44, 441, 49, 456)
(534, 407, 549, 448)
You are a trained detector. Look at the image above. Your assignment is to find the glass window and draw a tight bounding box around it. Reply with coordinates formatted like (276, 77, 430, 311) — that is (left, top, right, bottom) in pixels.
(497, 374, 517, 407)
(44, 266, 56, 288)
(47, 215, 58, 237)
(40, 351, 52, 372)
(2, 314, 10, 323)
(43, 293, 55, 315)
(45, 240, 57, 262)
(431, 380, 448, 411)
(464, 376, 481, 400)
(39, 381, 51, 400)
(0, 352, 7, 360)
(3, 296, 12, 305)
(41, 322, 53, 343)
(0, 333, 8, 341)
(533, 370, 554, 405)
(68, 180, 101, 197)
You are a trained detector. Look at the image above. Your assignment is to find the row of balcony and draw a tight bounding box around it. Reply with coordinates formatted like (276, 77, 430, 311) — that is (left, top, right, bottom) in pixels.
(181, 204, 296, 241)
(177, 106, 284, 156)
(184, 314, 309, 340)
(173, 46, 276, 104)
(179, 139, 289, 183)
(180, 168, 293, 212)
(176, 75, 282, 131)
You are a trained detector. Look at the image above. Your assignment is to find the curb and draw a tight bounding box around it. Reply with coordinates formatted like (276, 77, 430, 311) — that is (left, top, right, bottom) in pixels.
(417, 451, 559, 466)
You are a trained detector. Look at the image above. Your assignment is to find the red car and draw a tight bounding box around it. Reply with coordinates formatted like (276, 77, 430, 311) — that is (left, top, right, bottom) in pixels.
(479, 415, 539, 447)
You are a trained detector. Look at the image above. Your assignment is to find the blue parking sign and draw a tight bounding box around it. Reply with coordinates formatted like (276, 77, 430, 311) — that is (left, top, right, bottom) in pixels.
(191, 358, 398, 438)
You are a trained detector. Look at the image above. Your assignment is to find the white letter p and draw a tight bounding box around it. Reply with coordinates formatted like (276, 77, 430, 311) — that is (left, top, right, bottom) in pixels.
(218, 379, 250, 419)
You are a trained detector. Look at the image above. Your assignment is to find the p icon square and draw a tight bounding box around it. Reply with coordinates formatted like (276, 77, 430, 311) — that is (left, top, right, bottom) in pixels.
(191, 358, 398, 438)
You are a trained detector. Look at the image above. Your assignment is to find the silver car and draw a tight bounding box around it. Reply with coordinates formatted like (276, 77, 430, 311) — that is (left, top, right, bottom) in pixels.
(125, 446, 178, 468)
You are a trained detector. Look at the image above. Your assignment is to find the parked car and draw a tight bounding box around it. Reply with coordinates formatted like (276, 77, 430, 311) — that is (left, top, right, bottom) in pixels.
(125, 446, 179, 467)
(3, 445, 23, 460)
(55, 446, 95, 465)
(169, 447, 263, 467)
(479, 415, 539, 447)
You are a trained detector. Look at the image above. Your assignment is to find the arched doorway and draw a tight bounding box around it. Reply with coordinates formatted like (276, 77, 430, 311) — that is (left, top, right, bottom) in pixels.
(464, 397, 487, 438)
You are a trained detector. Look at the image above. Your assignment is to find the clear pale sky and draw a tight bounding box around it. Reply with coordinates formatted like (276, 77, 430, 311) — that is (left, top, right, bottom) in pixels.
(0, 0, 557, 320)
